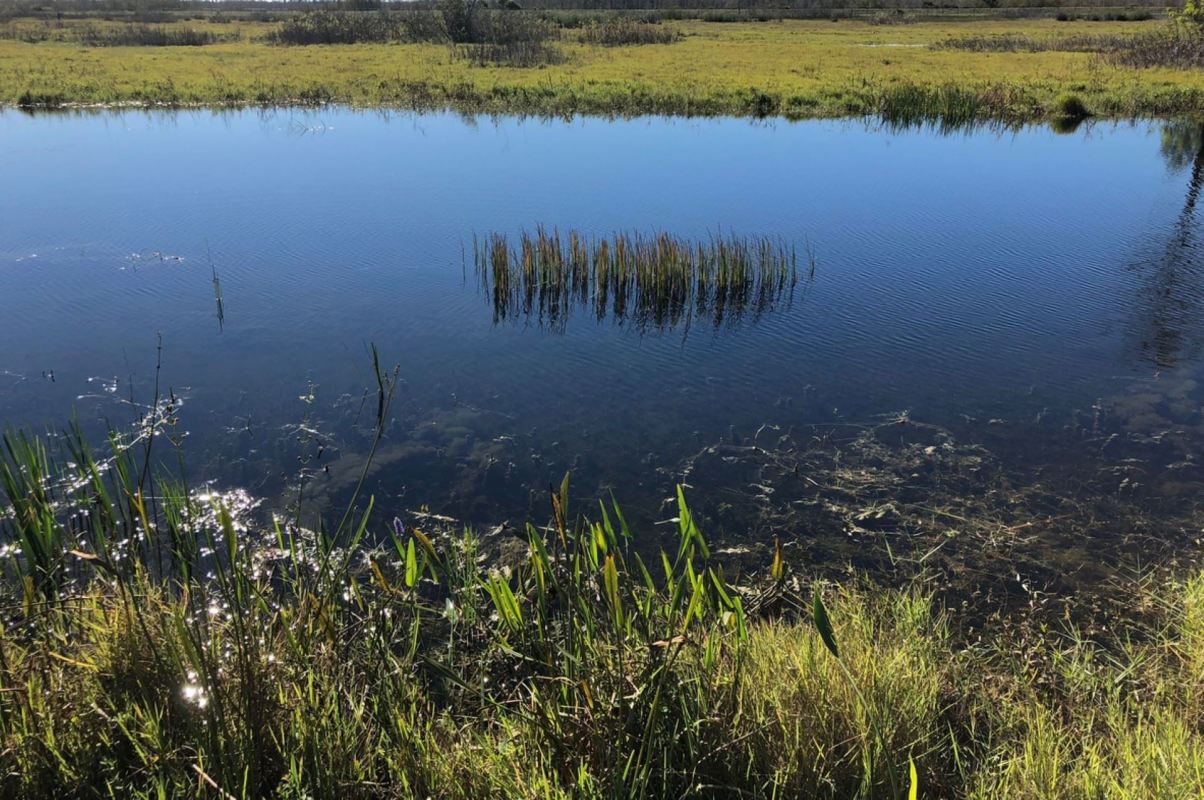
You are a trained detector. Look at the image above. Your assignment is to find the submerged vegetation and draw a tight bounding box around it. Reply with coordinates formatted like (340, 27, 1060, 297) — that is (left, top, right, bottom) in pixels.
(473, 228, 800, 331)
(2, 380, 1204, 797)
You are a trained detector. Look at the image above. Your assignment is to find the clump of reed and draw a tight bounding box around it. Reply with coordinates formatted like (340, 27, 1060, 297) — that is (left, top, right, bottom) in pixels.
(866, 9, 914, 25)
(1107, 24, 1204, 69)
(938, 11, 1204, 71)
(576, 18, 681, 46)
(474, 227, 799, 332)
(265, 9, 410, 45)
(548, 8, 668, 29)
(871, 83, 1042, 132)
(75, 23, 229, 47)
(935, 32, 1143, 53)
(454, 10, 563, 67)
(700, 9, 780, 23)
(264, 4, 563, 65)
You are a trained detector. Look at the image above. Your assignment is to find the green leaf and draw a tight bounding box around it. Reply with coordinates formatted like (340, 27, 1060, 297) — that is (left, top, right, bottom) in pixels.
(486, 575, 523, 634)
(219, 503, 237, 566)
(559, 471, 570, 522)
(404, 537, 418, 588)
(675, 485, 710, 560)
(770, 536, 785, 583)
(603, 554, 623, 628)
(812, 587, 839, 659)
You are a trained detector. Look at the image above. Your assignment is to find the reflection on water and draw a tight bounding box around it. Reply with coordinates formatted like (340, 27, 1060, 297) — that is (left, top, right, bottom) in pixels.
(1135, 121, 1204, 368)
(1, 109, 1202, 609)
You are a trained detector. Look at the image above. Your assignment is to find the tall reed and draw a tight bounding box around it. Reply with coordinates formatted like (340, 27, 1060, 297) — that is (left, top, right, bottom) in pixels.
(474, 227, 799, 332)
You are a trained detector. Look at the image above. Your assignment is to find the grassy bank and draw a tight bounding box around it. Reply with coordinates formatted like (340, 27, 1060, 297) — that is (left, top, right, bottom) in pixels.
(4, 15, 1204, 120)
(2, 371, 1204, 798)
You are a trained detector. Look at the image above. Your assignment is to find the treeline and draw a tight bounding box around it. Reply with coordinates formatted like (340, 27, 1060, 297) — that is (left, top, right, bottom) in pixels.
(0, 0, 1177, 19)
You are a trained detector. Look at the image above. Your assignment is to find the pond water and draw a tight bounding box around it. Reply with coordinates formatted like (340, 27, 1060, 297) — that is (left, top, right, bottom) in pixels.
(2, 108, 1202, 602)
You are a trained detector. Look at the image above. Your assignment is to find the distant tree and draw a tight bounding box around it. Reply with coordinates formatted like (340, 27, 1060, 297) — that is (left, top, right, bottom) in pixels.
(438, 0, 479, 42)
(1173, 0, 1204, 26)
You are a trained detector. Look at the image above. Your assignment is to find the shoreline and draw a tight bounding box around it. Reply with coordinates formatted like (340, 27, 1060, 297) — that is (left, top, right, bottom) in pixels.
(6, 82, 1203, 124)
(7, 17, 1204, 124)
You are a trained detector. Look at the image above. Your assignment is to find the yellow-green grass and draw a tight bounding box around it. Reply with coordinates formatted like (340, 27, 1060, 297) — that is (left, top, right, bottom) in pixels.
(6, 557, 1204, 798)
(4, 17, 1204, 119)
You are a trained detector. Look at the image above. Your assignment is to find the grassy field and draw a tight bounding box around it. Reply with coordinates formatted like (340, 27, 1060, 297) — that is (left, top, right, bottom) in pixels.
(4, 15, 1204, 120)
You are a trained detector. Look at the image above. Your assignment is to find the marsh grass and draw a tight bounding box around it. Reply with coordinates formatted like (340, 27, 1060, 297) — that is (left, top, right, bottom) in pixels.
(474, 228, 799, 332)
(264, 6, 563, 65)
(5, 18, 1204, 119)
(937, 20, 1204, 71)
(935, 31, 1142, 51)
(75, 23, 228, 46)
(1107, 24, 1204, 68)
(2, 361, 1204, 796)
(0, 19, 233, 46)
(264, 9, 409, 45)
(577, 18, 682, 46)
(454, 11, 563, 66)
(457, 37, 564, 66)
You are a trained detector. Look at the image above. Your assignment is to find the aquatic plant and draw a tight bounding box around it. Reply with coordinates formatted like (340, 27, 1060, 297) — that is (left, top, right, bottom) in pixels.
(474, 227, 799, 332)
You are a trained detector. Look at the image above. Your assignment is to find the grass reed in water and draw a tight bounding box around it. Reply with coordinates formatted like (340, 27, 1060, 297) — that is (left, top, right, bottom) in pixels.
(474, 227, 799, 332)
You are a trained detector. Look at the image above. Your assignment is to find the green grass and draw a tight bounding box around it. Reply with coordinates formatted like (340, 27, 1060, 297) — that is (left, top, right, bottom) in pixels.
(4, 15, 1204, 120)
(2, 352, 1204, 798)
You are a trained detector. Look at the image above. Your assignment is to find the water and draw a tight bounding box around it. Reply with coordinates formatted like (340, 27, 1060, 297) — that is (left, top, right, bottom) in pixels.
(2, 108, 1202, 599)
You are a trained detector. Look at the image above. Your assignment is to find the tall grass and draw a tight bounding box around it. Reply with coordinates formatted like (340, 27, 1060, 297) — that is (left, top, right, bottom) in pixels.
(936, 16, 1204, 71)
(454, 10, 563, 67)
(474, 227, 799, 331)
(75, 23, 228, 46)
(1107, 24, 1204, 68)
(935, 32, 1143, 52)
(577, 18, 682, 46)
(265, 8, 564, 67)
(265, 9, 410, 45)
(2, 348, 1204, 797)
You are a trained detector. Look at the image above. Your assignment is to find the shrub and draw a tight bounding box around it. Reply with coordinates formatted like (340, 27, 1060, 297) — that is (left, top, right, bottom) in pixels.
(438, 0, 476, 44)
(266, 9, 406, 45)
(1051, 92, 1089, 119)
(454, 10, 563, 67)
(76, 24, 227, 47)
(16, 89, 66, 107)
(1108, 26, 1204, 69)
